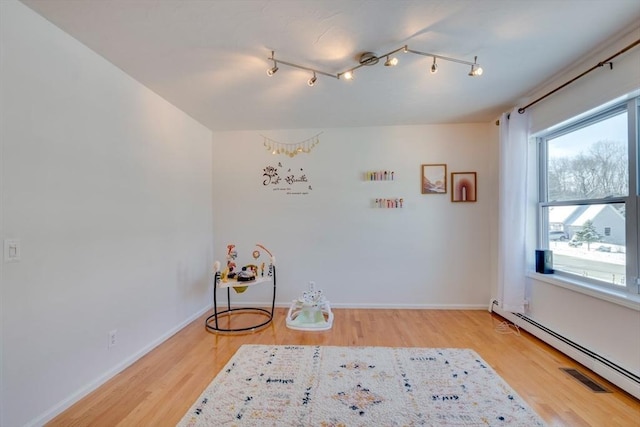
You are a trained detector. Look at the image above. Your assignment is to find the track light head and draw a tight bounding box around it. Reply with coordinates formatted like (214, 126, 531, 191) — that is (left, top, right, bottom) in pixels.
(384, 56, 398, 67)
(266, 51, 279, 76)
(343, 70, 354, 80)
(267, 65, 279, 76)
(468, 56, 483, 76)
(308, 73, 317, 86)
(468, 64, 483, 76)
(430, 57, 438, 74)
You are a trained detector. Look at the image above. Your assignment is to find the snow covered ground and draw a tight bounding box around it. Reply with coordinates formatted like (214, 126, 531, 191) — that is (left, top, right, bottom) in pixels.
(550, 241, 625, 265)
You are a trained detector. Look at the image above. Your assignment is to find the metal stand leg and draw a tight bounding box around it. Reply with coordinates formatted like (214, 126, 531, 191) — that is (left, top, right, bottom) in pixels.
(205, 266, 276, 333)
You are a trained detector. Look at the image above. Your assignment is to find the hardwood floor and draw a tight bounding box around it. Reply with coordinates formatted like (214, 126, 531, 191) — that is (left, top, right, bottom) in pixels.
(47, 308, 640, 426)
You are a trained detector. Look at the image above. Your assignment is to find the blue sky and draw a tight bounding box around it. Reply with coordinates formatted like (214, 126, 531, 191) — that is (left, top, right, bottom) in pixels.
(549, 112, 628, 158)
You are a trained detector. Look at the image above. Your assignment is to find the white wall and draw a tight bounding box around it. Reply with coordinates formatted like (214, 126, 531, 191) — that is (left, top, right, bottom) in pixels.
(503, 24, 640, 383)
(529, 25, 640, 134)
(212, 124, 497, 308)
(527, 277, 639, 375)
(0, 2, 213, 426)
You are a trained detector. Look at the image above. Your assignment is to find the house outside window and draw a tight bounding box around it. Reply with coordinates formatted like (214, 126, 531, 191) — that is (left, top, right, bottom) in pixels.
(537, 97, 639, 294)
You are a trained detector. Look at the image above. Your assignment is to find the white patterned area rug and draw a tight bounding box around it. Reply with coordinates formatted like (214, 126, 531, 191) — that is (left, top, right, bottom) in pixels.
(177, 345, 546, 426)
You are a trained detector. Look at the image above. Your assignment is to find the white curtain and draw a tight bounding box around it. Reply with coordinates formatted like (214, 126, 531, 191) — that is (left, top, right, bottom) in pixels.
(497, 109, 530, 313)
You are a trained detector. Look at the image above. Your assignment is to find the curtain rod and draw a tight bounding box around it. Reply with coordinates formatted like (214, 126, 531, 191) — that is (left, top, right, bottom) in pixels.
(517, 38, 640, 114)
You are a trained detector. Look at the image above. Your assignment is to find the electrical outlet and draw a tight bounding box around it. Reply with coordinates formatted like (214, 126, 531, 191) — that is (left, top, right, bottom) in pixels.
(108, 330, 117, 349)
(4, 239, 21, 262)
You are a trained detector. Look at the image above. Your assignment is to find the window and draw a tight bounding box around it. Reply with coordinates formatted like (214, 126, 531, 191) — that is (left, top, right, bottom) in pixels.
(538, 97, 639, 294)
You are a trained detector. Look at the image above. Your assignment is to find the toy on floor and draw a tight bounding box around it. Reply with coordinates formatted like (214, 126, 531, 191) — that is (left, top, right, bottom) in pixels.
(286, 281, 333, 331)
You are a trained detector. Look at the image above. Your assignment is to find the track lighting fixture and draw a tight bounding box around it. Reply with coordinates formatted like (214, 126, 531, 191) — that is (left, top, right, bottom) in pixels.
(265, 45, 483, 84)
(430, 57, 438, 74)
(307, 72, 317, 86)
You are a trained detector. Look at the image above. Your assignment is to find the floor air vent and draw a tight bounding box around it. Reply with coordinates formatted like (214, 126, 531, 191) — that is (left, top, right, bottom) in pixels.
(560, 368, 610, 393)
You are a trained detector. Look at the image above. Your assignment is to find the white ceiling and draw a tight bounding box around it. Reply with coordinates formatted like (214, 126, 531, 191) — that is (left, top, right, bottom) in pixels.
(20, 0, 640, 132)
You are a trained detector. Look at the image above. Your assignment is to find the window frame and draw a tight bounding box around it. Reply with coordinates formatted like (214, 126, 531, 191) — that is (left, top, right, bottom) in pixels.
(537, 97, 639, 295)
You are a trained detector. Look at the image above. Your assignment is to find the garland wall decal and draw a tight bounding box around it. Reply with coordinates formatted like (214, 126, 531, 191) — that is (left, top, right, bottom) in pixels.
(262, 132, 322, 157)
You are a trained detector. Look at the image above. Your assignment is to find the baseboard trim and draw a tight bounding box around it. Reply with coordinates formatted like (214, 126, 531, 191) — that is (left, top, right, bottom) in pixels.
(223, 301, 488, 310)
(326, 303, 488, 310)
(27, 304, 213, 427)
(277, 302, 486, 310)
(493, 306, 640, 400)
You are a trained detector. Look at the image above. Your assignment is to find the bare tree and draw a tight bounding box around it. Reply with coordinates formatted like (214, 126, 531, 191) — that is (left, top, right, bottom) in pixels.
(548, 157, 572, 200)
(548, 139, 627, 201)
(589, 140, 628, 197)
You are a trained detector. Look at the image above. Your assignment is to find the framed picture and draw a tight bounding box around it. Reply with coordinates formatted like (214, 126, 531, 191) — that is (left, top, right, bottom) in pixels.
(421, 164, 447, 194)
(451, 172, 477, 202)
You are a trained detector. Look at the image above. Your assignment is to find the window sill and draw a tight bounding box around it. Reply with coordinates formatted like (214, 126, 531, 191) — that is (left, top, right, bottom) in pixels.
(526, 271, 640, 311)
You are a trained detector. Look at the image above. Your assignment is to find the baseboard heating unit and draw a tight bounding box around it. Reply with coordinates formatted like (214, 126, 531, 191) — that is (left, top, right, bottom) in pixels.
(494, 308, 640, 400)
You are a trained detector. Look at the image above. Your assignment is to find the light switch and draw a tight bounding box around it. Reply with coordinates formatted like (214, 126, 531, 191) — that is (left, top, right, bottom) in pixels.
(4, 239, 21, 262)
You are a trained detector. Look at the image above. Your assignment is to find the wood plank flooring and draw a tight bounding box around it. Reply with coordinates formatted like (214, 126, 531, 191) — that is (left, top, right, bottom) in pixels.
(47, 309, 640, 426)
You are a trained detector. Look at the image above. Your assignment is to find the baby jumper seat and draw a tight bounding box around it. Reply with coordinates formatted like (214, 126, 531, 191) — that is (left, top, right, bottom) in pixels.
(286, 281, 333, 331)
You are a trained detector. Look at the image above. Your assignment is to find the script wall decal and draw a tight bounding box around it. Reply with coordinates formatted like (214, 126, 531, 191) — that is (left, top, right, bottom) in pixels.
(262, 162, 313, 196)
